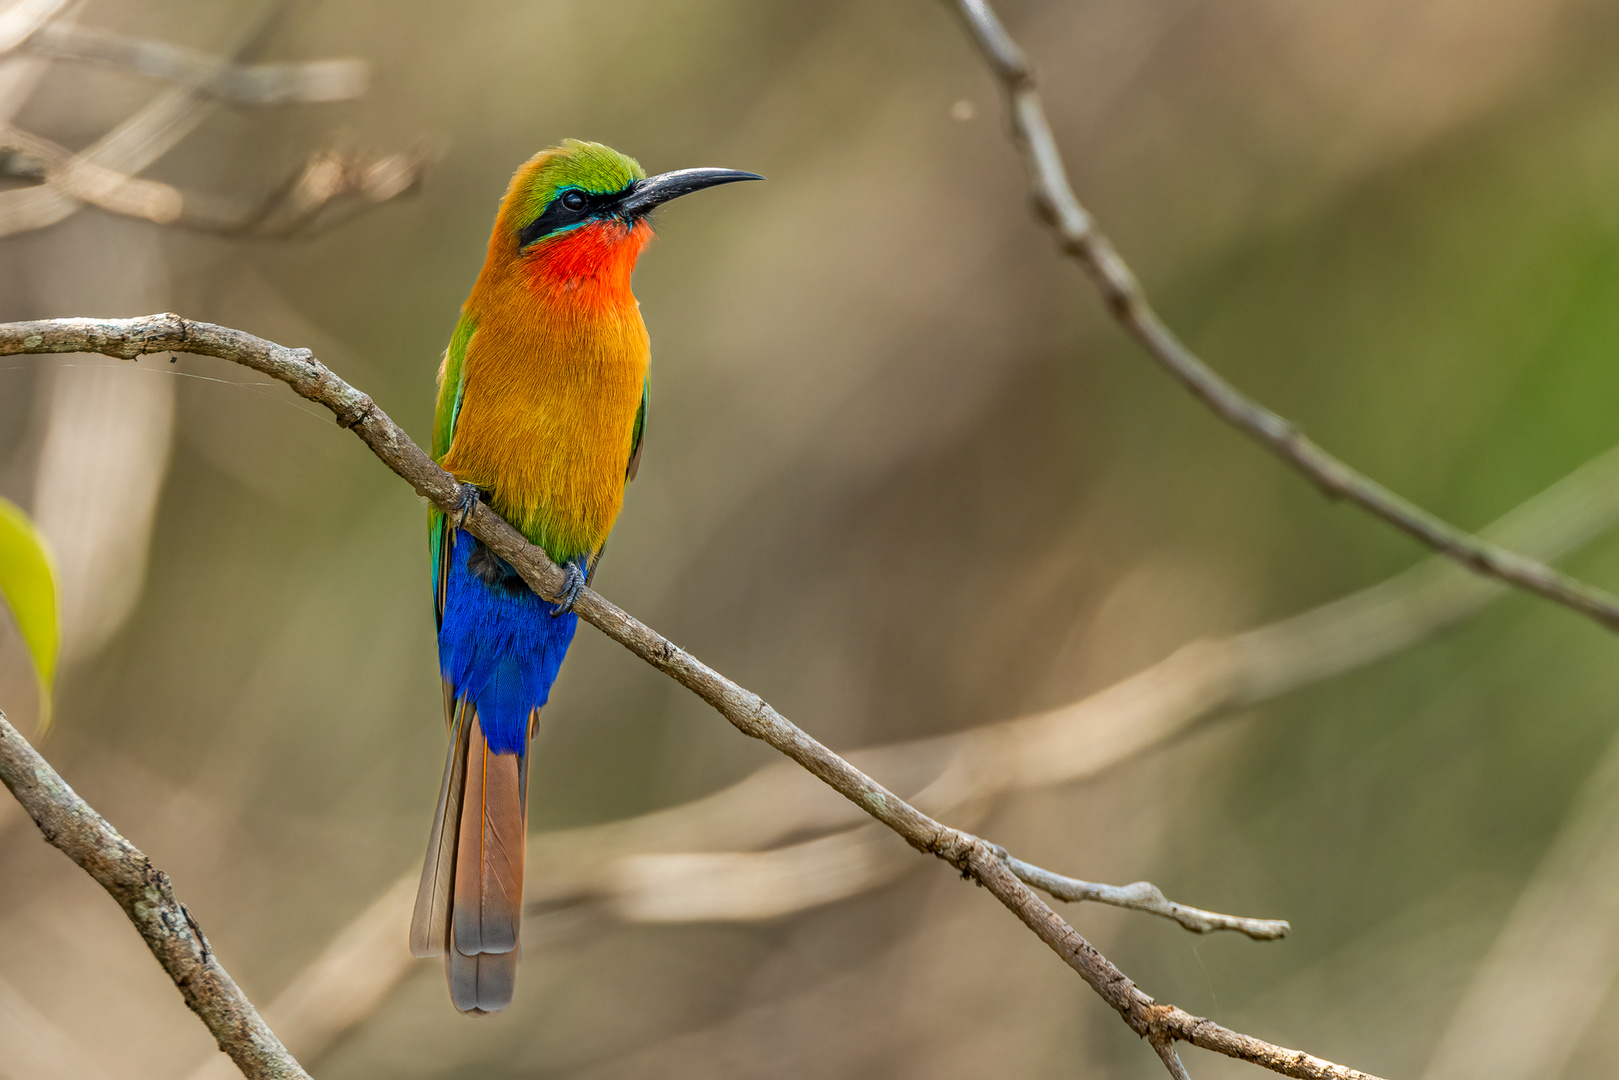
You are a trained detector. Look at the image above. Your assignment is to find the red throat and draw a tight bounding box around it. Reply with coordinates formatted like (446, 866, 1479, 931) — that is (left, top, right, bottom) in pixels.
(523, 218, 653, 305)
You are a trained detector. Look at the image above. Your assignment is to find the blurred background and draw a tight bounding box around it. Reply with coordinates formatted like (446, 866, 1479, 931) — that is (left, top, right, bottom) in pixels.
(3, 0, 1619, 1076)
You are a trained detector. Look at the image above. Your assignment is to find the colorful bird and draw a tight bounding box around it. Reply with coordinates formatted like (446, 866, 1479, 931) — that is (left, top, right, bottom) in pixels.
(409, 140, 759, 1013)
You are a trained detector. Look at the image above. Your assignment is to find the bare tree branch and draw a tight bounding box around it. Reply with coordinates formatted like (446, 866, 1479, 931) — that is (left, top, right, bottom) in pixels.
(0, 314, 1382, 1080)
(1008, 858, 1289, 940)
(606, 824, 1287, 938)
(1153, 1037, 1195, 1080)
(945, 0, 1619, 635)
(0, 712, 308, 1080)
(192, 145, 431, 238)
(0, 125, 430, 235)
(0, 123, 184, 221)
(21, 23, 367, 104)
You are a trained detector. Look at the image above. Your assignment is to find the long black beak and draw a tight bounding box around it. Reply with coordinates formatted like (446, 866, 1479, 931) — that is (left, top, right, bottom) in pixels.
(618, 168, 763, 216)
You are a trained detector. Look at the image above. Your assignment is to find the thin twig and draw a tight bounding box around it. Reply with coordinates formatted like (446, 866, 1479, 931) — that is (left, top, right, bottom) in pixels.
(0, 315, 1381, 1080)
(1008, 857, 1289, 940)
(202, 145, 431, 238)
(944, 0, 1619, 635)
(0, 712, 308, 1080)
(1154, 1037, 1195, 1080)
(22, 23, 367, 104)
(0, 124, 183, 221)
(0, 125, 428, 234)
(606, 825, 1285, 939)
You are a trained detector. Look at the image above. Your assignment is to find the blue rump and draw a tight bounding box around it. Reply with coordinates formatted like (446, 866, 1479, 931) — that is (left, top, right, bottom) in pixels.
(437, 527, 578, 755)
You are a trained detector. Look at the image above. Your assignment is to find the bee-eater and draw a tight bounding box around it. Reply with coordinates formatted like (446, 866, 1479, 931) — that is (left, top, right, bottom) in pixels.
(409, 140, 759, 1013)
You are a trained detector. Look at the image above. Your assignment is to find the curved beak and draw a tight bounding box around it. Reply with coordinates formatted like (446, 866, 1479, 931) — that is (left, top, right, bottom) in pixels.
(618, 167, 763, 217)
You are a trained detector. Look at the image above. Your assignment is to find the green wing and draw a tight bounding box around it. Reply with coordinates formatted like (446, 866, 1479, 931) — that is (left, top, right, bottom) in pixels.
(430, 314, 477, 629)
(626, 375, 648, 482)
(589, 376, 650, 585)
(434, 313, 476, 461)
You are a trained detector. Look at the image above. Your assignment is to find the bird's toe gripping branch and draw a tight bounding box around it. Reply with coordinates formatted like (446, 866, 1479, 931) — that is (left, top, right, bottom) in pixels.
(455, 483, 481, 528)
(549, 559, 586, 617)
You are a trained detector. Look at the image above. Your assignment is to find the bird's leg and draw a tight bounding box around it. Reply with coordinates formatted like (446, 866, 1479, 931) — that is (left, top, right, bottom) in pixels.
(455, 483, 481, 528)
(549, 557, 587, 617)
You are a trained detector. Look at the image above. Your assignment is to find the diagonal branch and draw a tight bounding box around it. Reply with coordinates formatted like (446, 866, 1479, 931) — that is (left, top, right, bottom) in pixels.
(0, 712, 308, 1080)
(944, 0, 1619, 635)
(0, 123, 184, 222)
(0, 314, 1383, 1080)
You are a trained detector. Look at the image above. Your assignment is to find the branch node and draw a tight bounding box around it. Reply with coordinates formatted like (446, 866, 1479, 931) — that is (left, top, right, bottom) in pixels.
(335, 397, 376, 430)
(181, 902, 210, 961)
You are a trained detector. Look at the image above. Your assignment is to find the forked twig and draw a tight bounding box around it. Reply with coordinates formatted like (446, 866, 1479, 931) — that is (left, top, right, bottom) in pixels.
(1009, 858, 1289, 940)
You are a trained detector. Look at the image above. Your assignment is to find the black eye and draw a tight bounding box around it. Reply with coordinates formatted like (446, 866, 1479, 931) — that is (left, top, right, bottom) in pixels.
(560, 190, 587, 212)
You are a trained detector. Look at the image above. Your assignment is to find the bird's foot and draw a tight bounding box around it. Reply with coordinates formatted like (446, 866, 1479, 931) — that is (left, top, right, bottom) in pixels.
(549, 560, 586, 617)
(454, 483, 481, 528)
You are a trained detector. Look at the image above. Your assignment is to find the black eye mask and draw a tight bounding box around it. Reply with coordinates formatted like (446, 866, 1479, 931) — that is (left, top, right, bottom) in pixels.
(517, 186, 629, 248)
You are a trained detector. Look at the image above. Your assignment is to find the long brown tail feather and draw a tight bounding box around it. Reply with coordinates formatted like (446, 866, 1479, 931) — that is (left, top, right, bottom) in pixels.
(410, 697, 475, 958)
(453, 712, 526, 955)
(416, 705, 535, 1013)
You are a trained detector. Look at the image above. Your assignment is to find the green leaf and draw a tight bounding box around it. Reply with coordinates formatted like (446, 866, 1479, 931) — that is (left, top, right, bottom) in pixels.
(0, 496, 58, 730)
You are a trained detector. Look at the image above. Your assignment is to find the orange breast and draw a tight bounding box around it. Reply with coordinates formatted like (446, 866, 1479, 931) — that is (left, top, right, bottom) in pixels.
(440, 266, 650, 564)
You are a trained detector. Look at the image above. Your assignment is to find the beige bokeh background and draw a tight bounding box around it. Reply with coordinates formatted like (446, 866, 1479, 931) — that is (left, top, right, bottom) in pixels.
(5, 0, 1619, 1076)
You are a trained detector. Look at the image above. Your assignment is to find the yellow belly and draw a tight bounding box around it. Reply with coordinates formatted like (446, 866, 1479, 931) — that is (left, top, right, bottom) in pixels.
(440, 297, 649, 564)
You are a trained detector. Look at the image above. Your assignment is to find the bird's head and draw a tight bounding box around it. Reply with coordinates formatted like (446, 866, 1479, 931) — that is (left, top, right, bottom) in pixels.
(497, 139, 760, 293)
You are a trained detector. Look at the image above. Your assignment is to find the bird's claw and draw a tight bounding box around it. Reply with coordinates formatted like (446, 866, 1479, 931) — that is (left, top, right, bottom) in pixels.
(549, 561, 586, 617)
(454, 483, 480, 528)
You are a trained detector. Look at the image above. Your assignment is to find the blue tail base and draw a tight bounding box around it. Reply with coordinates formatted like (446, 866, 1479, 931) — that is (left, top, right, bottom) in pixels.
(438, 528, 578, 754)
